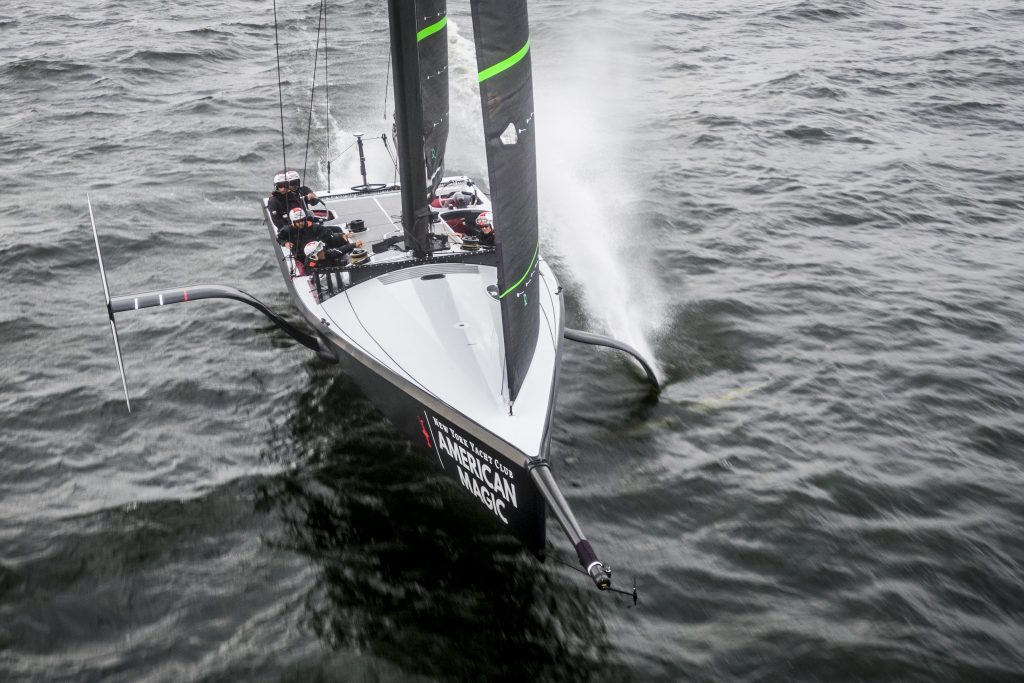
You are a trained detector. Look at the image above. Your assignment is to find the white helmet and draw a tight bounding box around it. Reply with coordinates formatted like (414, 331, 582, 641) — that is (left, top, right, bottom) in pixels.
(476, 211, 492, 228)
(304, 240, 325, 259)
(273, 172, 287, 185)
(288, 207, 306, 224)
(285, 170, 301, 189)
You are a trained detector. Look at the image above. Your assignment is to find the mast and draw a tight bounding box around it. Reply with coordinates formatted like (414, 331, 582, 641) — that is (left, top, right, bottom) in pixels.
(387, 0, 431, 257)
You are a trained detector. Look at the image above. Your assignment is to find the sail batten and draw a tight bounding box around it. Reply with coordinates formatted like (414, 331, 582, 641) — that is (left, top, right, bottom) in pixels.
(417, 15, 447, 42)
(478, 37, 531, 82)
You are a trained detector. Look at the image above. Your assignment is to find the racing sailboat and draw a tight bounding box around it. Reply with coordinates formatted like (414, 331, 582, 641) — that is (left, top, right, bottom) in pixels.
(89, 0, 658, 593)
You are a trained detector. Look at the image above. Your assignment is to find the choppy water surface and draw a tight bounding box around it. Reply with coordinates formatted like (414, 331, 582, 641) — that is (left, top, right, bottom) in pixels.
(2, 0, 1023, 680)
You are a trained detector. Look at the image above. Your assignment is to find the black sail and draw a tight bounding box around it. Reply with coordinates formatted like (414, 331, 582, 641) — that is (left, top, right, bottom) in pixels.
(416, 0, 449, 198)
(470, 0, 540, 403)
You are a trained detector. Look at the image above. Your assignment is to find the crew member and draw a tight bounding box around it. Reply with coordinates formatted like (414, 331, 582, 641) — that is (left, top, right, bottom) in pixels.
(469, 211, 495, 247)
(267, 172, 293, 228)
(286, 170, 323, 209)
(303, 240, 359, 269)
(279, 208, 360, 262)
(267, 170, 325, 228)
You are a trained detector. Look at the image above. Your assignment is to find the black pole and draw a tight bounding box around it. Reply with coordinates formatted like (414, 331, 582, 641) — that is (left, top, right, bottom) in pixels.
(529, 463, 613, 590)
(109, 284, 325, 355)
(386, 0, 431, 257)
(356, 134, 369, 187)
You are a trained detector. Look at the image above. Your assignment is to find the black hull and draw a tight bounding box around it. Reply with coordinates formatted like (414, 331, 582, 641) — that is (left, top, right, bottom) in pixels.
(332, 348, 547, 554)
(264, 204, 550, 554)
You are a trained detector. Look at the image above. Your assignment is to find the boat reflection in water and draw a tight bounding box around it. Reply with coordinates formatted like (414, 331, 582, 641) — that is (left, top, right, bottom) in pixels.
(255, 361, 622, 680)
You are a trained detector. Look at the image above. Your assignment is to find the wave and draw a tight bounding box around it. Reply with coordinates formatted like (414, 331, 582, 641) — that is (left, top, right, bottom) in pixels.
(0, 58, 96, 80)
(770, 0, 869, 22)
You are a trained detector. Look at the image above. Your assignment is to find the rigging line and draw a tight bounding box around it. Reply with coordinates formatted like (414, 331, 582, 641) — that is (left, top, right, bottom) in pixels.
(343, 290, 428, 394)
(383, 51, 391, 120)
(540, 264, 560, 346)
(324, 0, 331, 185)
(302, 0, 326, 182)
(272, 0, 287, 173)
(380, 133, 399, 177)
(538, 269, 556, 350)
(329, 139, 358, 162)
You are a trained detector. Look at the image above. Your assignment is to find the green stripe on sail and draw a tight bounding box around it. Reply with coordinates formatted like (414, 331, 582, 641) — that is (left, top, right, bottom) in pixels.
(416, 16, 447, 42)
(498, 243, 539, 299)
(478, 38, 531, 82)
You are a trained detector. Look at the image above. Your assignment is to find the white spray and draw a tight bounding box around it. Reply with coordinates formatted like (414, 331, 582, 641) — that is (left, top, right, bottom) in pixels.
(444, 18, 487, 179)
(533, 27, 667, 372)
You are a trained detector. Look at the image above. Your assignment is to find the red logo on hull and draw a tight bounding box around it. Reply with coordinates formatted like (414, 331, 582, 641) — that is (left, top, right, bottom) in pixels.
(417, 416, 432, 449)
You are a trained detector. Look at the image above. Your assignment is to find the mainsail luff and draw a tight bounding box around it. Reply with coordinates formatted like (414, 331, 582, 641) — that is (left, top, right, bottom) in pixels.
(469, 0, 541, 404)
(387, 0, 431, 256)
(416, 0, 449, 199)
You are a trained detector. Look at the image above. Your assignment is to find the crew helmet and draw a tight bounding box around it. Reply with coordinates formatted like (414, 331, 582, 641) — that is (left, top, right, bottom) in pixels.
(288, 207, 307, 224)
(476, 211, 493, 228)
(286, 170, 301, 190)
(304, 240, 325, 259)
(273, 172, 287, 190)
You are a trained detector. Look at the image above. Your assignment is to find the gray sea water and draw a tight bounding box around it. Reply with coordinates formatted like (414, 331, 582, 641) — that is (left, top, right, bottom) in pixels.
(2, 0, 1024, 680)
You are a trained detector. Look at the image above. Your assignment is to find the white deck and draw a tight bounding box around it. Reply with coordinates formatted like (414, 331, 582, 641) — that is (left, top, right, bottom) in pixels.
(270, 180, 562, 459)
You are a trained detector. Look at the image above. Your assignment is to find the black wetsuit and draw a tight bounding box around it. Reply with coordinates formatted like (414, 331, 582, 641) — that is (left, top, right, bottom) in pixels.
(267, 187, 324, 228)
(279, 223, 353, 264)
(276, 222, 347, 250)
